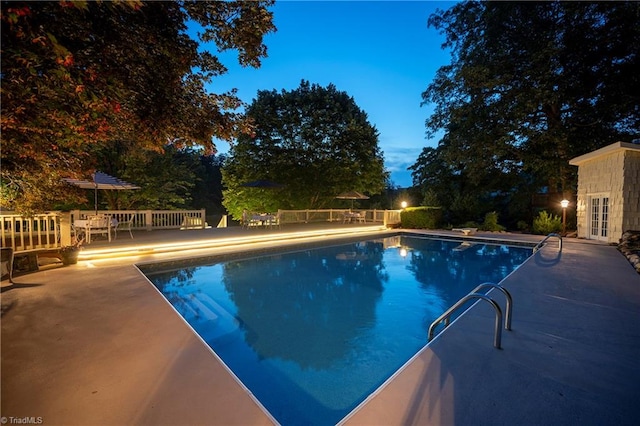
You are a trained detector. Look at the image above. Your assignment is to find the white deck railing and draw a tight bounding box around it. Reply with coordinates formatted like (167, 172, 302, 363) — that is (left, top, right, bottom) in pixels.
(1, 212, 62, 252)
(2, 208, 401, 253)
(1, 209, 207, 252)
(69, 209, 207, 231)
(276, 209, 401, 226)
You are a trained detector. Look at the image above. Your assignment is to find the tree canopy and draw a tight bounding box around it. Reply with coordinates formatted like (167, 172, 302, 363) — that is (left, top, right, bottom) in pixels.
(52, 140, 227, 215)
(1, 0, 275, 213)
(222, 80, 387, 219)
(412, 0, 640, 226)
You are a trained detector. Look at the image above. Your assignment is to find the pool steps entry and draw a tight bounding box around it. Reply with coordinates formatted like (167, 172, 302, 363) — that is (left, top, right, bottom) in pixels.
(178, 293, 239, 340)
(428, 283, 510, 349)
(428, 233, 562, 349)
(533, 233, 562, 253)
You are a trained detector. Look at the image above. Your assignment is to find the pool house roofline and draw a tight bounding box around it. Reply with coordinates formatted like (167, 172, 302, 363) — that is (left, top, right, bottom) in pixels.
(569, 140, 640, 165)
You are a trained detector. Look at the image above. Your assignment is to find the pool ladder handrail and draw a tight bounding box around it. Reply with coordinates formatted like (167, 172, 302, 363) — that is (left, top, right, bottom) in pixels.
(428, 283, 512, 349)
(533, 233, 562, 253)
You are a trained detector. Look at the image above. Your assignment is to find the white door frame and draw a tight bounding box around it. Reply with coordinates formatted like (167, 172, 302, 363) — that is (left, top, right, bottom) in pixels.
(587, 193, 610, 242)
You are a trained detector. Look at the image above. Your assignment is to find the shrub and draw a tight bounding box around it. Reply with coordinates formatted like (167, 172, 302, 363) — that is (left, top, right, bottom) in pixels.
(401, 207, 443, 229)
(480, 211, 505, 232)
(532, 210, 562, 235)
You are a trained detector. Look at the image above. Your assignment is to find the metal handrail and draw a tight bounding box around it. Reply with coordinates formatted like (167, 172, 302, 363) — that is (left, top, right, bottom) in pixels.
(428, 293, 504, 349)
(533, 233, 562, 253)
(471, 283, 513, 331)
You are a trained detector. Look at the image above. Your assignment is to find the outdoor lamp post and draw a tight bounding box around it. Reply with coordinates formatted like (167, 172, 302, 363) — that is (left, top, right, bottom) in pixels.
(401, 201, 408, 209)
(561, 199, 569, 235)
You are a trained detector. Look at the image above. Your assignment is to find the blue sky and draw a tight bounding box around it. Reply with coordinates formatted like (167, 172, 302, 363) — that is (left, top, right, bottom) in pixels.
(206, 1, 455, 188)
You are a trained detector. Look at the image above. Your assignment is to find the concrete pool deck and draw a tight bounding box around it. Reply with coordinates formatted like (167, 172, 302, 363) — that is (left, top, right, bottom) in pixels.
(2, 226, 639, 425)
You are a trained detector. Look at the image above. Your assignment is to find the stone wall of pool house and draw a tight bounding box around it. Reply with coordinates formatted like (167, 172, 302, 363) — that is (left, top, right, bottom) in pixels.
(570, 141, 640, 244)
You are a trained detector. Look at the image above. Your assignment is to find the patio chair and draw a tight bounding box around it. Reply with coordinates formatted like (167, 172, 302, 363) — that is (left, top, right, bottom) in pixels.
(242, 210, 261, 228)
(343, 211, 365, 224)
(84, 215, 111, 243)
(115, 215, 134, 239)
(1, 247, 14, 283)
(242, 210, 250, 229)
(268, 212, 281, 229)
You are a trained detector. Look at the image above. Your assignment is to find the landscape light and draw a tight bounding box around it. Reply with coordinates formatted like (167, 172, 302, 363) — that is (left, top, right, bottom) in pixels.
(561, 199, 569, 235)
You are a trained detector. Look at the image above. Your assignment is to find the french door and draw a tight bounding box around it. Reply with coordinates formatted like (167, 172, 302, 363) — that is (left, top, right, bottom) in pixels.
(588, 194, 610, 241)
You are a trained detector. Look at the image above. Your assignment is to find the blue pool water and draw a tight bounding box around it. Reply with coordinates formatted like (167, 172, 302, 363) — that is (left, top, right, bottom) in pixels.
(140, 235, 532, 425)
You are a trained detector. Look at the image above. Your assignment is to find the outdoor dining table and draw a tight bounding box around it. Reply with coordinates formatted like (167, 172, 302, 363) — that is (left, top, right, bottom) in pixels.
(73, 216, 118, 243)
(251, 213, 277, 228)
(343, 212, 365, 223)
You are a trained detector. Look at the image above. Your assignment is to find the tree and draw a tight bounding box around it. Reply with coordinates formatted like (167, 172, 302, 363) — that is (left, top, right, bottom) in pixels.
(222, 80, 387, 219)
(55, 142, 205, 211)
(413, 1, 640, 225)
(111, 144, 203, 211)
(63, 142, 227, 213)
(1, 0, 275, 213)
(191, 154, 226, 215)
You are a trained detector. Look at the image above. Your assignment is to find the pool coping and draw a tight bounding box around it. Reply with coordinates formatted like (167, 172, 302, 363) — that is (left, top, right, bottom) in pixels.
(2, 228, 639, 425)
(135, 230, 538, 273)
(339, 233, 537, 424)
(135, 231, 538, 425)
(342, 232, 640, 425)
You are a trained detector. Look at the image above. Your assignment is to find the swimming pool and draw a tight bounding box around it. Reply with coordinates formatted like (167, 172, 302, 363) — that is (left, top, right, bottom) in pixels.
(139, 234, 533, 425)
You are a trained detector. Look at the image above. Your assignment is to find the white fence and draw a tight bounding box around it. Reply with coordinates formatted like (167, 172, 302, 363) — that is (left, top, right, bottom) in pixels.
(1, 212, 62, 252)
(69, 209, 206, 231)
(1, 208, 401, 253)
(1, 209, 207, 252)
(277, 209, 401, 226)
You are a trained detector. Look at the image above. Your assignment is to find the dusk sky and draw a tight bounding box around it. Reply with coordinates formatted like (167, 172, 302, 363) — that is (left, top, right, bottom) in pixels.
(206, 1, 456, 188)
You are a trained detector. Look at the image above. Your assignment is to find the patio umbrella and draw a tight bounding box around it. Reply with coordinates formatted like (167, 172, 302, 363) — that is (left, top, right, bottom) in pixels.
(336, 190, 369, 210)
(64, 171, 140, 214)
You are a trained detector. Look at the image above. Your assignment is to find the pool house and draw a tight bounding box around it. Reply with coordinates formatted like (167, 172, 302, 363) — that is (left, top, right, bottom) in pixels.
(569, 141, 640, 243)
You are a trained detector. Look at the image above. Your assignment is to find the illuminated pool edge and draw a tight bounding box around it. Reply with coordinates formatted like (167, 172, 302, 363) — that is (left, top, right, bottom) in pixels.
(136, 231, 537, 425)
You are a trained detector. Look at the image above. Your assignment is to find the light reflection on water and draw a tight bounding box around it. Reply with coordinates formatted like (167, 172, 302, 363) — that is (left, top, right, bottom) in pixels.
(141, 236, 531, 426)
